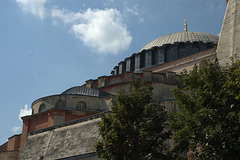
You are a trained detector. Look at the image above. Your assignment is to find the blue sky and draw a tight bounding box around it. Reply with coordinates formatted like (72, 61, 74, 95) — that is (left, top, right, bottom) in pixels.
(0, 0, 226, 145)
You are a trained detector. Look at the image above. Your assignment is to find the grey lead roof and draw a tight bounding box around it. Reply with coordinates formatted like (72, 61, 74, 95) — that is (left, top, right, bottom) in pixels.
(140, 31, 218, 51)
(61, 86, 111, 97)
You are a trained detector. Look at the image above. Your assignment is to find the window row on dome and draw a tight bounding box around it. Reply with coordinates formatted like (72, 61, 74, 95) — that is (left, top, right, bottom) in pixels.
(38, 101, 87, 113)
(111, 41, 215, 75)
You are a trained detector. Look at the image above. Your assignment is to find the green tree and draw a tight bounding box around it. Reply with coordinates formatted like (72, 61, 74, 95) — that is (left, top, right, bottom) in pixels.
(95, 80, 171, 160)
(169, 58, 240, 160)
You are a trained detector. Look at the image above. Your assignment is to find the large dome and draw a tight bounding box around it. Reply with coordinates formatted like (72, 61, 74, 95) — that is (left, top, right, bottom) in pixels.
(141, 31, 218, 51)
(111, 31, 219, 76)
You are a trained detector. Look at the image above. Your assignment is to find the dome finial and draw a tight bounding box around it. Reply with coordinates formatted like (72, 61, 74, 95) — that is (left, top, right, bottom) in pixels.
(184, 18, 188, 32)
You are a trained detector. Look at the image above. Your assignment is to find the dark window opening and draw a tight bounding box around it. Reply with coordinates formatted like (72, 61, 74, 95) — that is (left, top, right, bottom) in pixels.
(76, 102, 87, 111)
(55, 100, 64, 108)
(140, 52, 146, 68)
(166, 45, 173, 62)
(192, 42, 199, 54)
(178, 43, 185, 58)
(39, 104, 46, 113)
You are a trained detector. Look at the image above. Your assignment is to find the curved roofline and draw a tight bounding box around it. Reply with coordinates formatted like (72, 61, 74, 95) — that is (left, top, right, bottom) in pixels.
(61, 86, 112, 97)
(31, 93, 113, 107)
(140, 31, 219, 51)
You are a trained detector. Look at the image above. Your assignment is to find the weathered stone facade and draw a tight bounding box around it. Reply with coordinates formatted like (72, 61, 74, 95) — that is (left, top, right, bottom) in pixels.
(0, 151, 19, 160)
(4, 1, 239, 159)
(0, 37, 219, 160)
(19, 118, 101, 160)
(217, 0, 240, 65)
(32, 86, 112, 114)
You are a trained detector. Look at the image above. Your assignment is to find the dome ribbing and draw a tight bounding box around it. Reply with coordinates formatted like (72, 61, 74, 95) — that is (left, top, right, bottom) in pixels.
(140, 32, 218, 51)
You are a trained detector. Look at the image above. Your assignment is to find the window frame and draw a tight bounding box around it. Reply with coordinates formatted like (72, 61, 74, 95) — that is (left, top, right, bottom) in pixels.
(76, 102, 87, 111)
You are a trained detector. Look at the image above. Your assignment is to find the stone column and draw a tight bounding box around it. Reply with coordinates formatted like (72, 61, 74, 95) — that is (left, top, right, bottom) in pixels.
(118, 61, 126, 74)
(114, 66, 119, 75)
(19, 118, 29, 153)
(125, 57, 131, 72)
(98, 76, 107, 87)
(157, 47, 165, 64)
(145, 50, 152, 68)
(135, 54, 141, 71)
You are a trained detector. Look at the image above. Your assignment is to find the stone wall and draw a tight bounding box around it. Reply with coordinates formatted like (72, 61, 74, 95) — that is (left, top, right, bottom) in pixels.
(32, 95, 111, 114)
(6, 135, 21, 151)
(19, 109, 99, 153)
(0, 151, 19, 160)
(19, 118, 101, 160)
(217, 0, 240, 65)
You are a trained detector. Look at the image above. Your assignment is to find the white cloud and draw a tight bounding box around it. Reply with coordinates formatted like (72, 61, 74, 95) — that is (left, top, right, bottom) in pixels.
(12, 126, 21, 134)
(125, 5, 139, 16)
(19, 105, 32, 121)
(51, 8, 83, 24)
(52, 8, 132, 55)
(16, 0, 133, 54)
(10, 105, 31, 136)
(97, 57, 106, 63)
(16, 0, 47, 20)
(124, 5, 144, 23)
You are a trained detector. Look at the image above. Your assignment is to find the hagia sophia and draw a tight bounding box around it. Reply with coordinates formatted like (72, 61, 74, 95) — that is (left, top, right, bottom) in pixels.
(0, 0, 239, 159)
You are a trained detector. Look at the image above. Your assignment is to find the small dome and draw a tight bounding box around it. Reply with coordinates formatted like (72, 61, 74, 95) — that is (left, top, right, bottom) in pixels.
(141, 32, 218, 51)
(61, 86, 112, 97)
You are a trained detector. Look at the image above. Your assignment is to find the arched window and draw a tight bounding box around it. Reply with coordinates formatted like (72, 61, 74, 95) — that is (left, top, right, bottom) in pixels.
(55, 100, 64, 108)
(76, 102, 87, 111)
(39, 103, 46, 113)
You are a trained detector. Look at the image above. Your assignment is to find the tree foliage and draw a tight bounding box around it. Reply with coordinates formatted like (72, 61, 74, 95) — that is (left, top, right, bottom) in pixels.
(169, 58, 240, 160)
(95, 80, 171, 160)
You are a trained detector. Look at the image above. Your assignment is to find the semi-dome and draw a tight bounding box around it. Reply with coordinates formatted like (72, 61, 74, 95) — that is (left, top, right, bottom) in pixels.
(61, 86, 112, 97)
(140, 31, 218, 51)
